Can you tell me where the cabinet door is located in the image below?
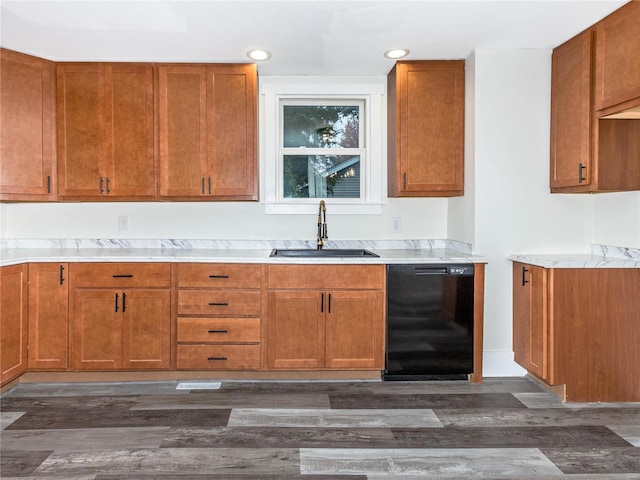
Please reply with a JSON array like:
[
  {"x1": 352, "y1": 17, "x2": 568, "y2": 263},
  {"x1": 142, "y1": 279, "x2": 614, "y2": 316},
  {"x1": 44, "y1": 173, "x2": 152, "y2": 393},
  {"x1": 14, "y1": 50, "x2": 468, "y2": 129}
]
[
  {"x1": 71, "y1": 289, "x2": 122, "y2": 370},
  {"x1": 512, "y1": 263, "x2": 548, "y2": 380},
  {"x1": 0, "y1": 265, "x2": 28, "y2": 384},
  {"x1": 122, "y1": 289, "x2": 170, "y2": 369},
  {"x1": 28, "y1": 263, "x2": 69, "y2": 370},
  {"x1": 267, "y1": 291, "x2": 324, "y2": 369},
  {"x1": 388, "y1": 61, "x2": 464, "y2": 197},
  {"x1": 594, "y1": 1, "x2": 640, "y2": 111},
  {"x1": 157, "y1": 65, "x2": 208, "y2": 197},
  {"x1": 105, "y1": 64, "x2": 155, "y2": 198},
  {"x1": 206, "y1": 65, "x2": 257, "y2": 199},
  {"x1": 325, "y1": 290, "x2": 384, "y2": 369},
  {"x1": 57, "y1": 64, "x2": 105, "y2": 197},
  {"x1": 0, "y1": 49, "x2": 55, "y2": 200},
  {"x1": 550, "y1": 31, "x2": 593, "y2": 191}
]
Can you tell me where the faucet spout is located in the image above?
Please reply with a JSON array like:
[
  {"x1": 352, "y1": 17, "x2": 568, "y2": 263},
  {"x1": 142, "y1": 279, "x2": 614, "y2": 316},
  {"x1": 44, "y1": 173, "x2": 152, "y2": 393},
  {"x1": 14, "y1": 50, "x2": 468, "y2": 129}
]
[{"x1": 317, "y1": 200, "x2": 327, "y2": 250}]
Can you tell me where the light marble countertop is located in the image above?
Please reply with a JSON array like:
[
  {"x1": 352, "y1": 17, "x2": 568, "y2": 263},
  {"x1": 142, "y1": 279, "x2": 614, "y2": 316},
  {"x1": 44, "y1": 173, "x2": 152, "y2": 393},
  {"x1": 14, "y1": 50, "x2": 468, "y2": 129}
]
[
  {"x1": 0, "y1": 239, "x2": 487, "y2": 267},
  {"x1": 508, "y1": 245, "x2": 640, "y2": 269}
]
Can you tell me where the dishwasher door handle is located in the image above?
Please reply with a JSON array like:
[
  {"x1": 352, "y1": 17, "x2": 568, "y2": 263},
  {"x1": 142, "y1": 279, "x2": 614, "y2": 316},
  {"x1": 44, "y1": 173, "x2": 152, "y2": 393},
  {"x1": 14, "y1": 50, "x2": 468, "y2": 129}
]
[{"x1": 414, "y1": 267, "x2": 448, "y2": 275}]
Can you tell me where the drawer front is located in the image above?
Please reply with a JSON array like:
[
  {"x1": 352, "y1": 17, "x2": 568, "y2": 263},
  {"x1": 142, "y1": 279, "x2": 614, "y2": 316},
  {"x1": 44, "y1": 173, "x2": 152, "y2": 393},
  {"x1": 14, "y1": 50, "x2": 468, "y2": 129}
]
[
  {"x1": 268, "y1": 264, "x2": 385, "y2": 290},
  {"x1": 176, "y1": 344, "x2": 261, "y2": 370},
  {"x1": 177, "y1": 318, "x2": 261, "y2": 343},
  {"x1": 72, "y1": 263, "x2": 171, "y2": 288},
  {"x1": 177, "y1": 263, "x2": 261, "y2": 288},
  {"x1": 178, "y1": 290, "x2": 261, "y2": 316}
]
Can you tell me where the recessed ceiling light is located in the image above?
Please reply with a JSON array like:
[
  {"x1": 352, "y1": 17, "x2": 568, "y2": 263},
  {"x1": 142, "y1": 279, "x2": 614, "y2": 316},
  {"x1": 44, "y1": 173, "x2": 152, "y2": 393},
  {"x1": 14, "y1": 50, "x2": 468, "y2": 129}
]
[
  {"x1": 247, "y1": 49, "x2": 271, "y2": 61},
  {"x1": 384, "y1": 49, "x2": 410, "y2": 59}
]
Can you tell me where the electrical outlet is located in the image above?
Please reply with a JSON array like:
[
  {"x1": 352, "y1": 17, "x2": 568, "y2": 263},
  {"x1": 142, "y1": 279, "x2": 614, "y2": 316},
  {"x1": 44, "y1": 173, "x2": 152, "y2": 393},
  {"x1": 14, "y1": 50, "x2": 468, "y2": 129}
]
[
  {"x1": 392, "y1": 217, "x2": 401, "y2": 233},
  {"x1": 118, "y1": 216, "x2": 128, "y2": 231}
]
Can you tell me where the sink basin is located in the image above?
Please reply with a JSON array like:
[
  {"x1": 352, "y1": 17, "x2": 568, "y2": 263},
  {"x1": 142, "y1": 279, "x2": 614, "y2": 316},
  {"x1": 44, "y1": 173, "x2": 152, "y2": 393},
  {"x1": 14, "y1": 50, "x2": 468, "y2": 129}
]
[{"x1": 270, "y1": 248, "x2": 379, "y2": 258}]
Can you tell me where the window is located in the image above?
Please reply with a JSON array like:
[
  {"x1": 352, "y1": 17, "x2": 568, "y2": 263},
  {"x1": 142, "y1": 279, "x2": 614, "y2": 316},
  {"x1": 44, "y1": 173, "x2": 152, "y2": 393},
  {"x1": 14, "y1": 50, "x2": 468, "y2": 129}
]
[
  {"x1": 281, "y1": 100, "x2": 364, "y2": 199},
  {"x1": 261, "y1": 77, "x2": 384, "y2": 214}
]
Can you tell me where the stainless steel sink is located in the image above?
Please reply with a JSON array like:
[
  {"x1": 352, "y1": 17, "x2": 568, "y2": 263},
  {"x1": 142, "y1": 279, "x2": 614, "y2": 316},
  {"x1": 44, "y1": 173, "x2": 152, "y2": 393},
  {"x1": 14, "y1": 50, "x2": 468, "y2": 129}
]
[{"x1": 270, "y1": 248, "x2": 379, "y2": 258}]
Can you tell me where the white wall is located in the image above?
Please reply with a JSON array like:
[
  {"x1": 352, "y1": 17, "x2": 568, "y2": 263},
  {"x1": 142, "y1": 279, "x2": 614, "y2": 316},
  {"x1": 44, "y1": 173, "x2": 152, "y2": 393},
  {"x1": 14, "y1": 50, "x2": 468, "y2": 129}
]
[
  {"x1": 472, "y1": 49, "x2": 593, "y2": 369},
  {"x1": 592, "y1": 192, "x2": 640, "y2": 248}
]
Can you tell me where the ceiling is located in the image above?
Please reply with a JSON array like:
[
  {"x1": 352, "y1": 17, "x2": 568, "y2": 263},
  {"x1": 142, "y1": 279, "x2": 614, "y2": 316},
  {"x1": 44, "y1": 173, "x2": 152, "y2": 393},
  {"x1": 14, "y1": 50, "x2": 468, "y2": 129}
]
[{"x1": 0, "y1": 0, "x2": 629, "y2": 76}]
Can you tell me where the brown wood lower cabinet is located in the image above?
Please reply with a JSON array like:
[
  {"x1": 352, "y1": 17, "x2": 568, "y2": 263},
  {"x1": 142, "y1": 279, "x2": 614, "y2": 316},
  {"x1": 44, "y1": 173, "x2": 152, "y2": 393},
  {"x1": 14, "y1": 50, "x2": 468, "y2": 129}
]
[
  {"x1": 266, "y1": 265, "x2": 385, "y2": 371},
  {"x1": 70, "y1": 263, "x2": 171, "y2": 371},
  {"x1": 28, "y1": 263, "x2": 69, "y2": 370},
  {"x1": 513, "y1": 262, "x2": 640, "y2": 401},
  {"x1": 1, "y1": 265, "x2": 29, "y2": 385}
]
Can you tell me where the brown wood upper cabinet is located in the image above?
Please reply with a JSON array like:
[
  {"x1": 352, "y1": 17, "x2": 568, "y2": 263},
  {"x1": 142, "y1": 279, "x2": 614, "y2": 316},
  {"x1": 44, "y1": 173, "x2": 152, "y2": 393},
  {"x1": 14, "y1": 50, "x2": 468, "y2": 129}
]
[
  {"x1": 594, "y1": 1, "x2": 640, "y2": 112},
  {"x1": 0, "y1": 49, "x2": 56, "y2": 201},
  {"x1": 157, "y1": 63, "x2": 257, "y2": 200},
  {"x1": 550, "y1": 2, "x2": 640, "y2": 193},
  {"x1": 57, "y1": 63, "x2": 155, "y2": 200},
  {"x1": 387, "y1": 60, "x2": 465, "y2": 197}
]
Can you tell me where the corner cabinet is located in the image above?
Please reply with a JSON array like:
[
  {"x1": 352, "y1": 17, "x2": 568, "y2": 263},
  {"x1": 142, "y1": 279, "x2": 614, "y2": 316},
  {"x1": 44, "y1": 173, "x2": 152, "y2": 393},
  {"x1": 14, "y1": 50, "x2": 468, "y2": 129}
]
[
  {"x1": 387, "y1": 60, "x2": 465, "y2": 197},
  {"x1": 266, "y1": 265, "x2": 385, "y2": 370},
  {"x1": 69, "y1": 263, "x2": 171, "y2": 370},
  {"x1": 512, "y1": 262, "x2": 640, "y2": 402},
  {"x1": 550, "y1": 2, "x2": 640, "y2": 193},
  {"x1": 157, "y1": 63, "x2": 257, "y2": 200},
  {"x1": 1, "y1": 265, "x2": 29, "y2": 385},
  {"x1": 0, "y1": 49, "x2": 56, "y2": 201},
  {"x1": 56, "y1": 63, "x2": 155, "y2": 200}
]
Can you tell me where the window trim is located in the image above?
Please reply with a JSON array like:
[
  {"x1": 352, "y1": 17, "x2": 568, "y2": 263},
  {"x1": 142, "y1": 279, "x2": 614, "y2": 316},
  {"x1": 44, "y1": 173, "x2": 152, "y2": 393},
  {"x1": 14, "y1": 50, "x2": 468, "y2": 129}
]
[{"x1": 260, "y1": 77, "x2": 385, "y2": 215}]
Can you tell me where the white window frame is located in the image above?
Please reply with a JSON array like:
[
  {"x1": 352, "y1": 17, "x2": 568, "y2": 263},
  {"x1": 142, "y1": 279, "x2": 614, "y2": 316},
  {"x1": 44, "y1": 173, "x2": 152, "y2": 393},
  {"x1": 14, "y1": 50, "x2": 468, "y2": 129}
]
[{"x1": 260, "y1": 77, "x2": 385, "y2": 215}]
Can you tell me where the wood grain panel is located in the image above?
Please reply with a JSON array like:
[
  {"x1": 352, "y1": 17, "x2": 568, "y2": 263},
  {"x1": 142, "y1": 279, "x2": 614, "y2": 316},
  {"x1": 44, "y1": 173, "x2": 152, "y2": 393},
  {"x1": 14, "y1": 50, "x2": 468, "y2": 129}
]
[
  {"x1": 71, "y1": 263, "x2": 170, "y2": 288},
  {"x1": 178, "y1": 290, "x2": 261, "y2": 316},
  {"x1": 176, "y1": 344, "x2": 260, "y2": 369},
  {"x1": 177, "y1": 318, "x2": 261, "y2": 344},
  {"x1": 177, "y1": 263, "x2": 261, "y2": 288},
  {"x1": 267, "y1": 265, "x2": 384, "y2": 290},
  {"x1": 1, "y1": 265, "x2": 28, "y2": 384},
  {"x1": 28, "y1": 263, "x2": 69, "y2": 370},
  {"x1": 0, "y1": 49, "x2": 56, "y2": 200}
]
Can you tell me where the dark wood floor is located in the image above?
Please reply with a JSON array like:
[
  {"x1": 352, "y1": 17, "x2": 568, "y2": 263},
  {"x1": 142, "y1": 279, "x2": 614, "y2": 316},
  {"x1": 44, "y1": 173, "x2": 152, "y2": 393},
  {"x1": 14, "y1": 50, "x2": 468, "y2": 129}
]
[{"x1": 1, "y1": 377, "x2": 639, "y2": 478}]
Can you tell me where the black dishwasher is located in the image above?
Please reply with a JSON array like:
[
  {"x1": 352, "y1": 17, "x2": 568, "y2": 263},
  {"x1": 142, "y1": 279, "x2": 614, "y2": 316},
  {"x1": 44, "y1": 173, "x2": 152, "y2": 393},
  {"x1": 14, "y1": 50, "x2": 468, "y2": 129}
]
[{"x1": 383, "y1": 264, "x2": 474, "y2": 381}]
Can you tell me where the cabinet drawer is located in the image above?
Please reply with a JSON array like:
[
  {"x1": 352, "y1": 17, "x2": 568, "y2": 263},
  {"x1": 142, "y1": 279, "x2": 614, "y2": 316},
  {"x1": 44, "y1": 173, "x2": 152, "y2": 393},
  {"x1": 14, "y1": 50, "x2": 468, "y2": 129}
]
[
  {"x1": 176, "y1": 344, "x2": 261, "y2": 370},
  {"x1": 72, "y1": 263, "x2": 170, "y2": 288},
  {"x1": 177, "y1": 318, "x2": 260, "y2": 343},
  {"x1": 177, "y1": 263, "x2": 261, "y2": 288},
  {"x1": 268, "y1": 265, "x2": 385, "y2": 290},
  {"x1": 177, "y1": 290, "x2": 261, "y2": 316}
]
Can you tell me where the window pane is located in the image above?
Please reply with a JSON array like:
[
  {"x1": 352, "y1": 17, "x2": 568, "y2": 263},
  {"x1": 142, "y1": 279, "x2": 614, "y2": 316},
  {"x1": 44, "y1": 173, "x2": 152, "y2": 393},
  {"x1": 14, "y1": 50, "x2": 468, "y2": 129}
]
[
  {"x1": 283, "y1": 105, "x2": 360, "y2": 148},
  {"x1": 283, "y1": 155, "x2": 360, "y2": 198}
]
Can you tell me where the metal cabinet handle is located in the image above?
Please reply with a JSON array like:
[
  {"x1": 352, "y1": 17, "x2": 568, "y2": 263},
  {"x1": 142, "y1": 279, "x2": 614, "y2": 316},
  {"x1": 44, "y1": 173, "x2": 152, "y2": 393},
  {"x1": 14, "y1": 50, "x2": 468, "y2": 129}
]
[
  {"x1": 113, "y1": 274, "x2": 133, "y2": 278},
  {"x1": 207, "y1": 356, "x2": 228, "y2": 361},
  {"x1": 328, "y1": 293, "x2": 332, "y2": 313},
  {"x1": 59, "y1": 264, "x2": 65, "y2": 285},
  {"x1": 208, "y1": 177, "x2": 212, "y2": 195},
  {"x1": 321, "y1": 293, "x2": 324, "y2": 313},
  {"x1": 208, "y1": 329, "x2": 228, "y2": 334},
  {"x1": 403, "y1": 172, "x2": 407, "y2": 190},
  {"x1": 122, "y1": 292, "x2": 127, "y2": 312},
  {"x1": 115, "y1": 292, "x2": 119, "y2": 312},
  {"x1": 106, "y1": 177, "x2": 110, "y2": 194},
  {"x1": 522, "y1": 267, "x2": 529, "y2": 286},
  {"x1": 99, "y1": 177, "x2": 104, "y2": 194},
  {"x1": 208, "y1": 275, "x2": 229, "y2": 279},
  {"x1": 47, "y1": 175, "x2": 51, "y2": 193},
  {"x1": 578, "y1": 163, "x2": 586, "y2": 183},
  {"x1": 201, "y1": 177, "x2": 205, "y2": 195},
  {"x1": 208, "y1": 302, "x2": 229, "y2": 306}
]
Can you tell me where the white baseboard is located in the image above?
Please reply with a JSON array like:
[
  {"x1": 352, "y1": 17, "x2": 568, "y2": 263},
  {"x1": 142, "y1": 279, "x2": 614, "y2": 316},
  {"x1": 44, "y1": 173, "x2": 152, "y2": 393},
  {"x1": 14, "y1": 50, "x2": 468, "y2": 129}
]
[{"x1": 482, "y1": 351, "x2": 527, "y2": 377}]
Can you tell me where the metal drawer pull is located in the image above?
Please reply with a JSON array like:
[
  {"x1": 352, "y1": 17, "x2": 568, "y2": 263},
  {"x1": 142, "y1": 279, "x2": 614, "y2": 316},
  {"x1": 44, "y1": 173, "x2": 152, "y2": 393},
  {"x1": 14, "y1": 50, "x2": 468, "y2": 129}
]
[
  {"x1": 208, "y1": 329, "x2": 228, "y2": 334},
  {"x1": 113, "y1": 274, "x2": 133, "y2": 278},
  {"x1": 208, "y1": 302, "x2": 229, "y2": 306},
  {"x1": 208, "y1": 275, "x2": 229, "y2": 279},
  {"x1": 207, "y1": 356, "x2": 228, "y2": 361},
  {"x1": 522, "y1": 267, "x2": 529, "y2": 286}
]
